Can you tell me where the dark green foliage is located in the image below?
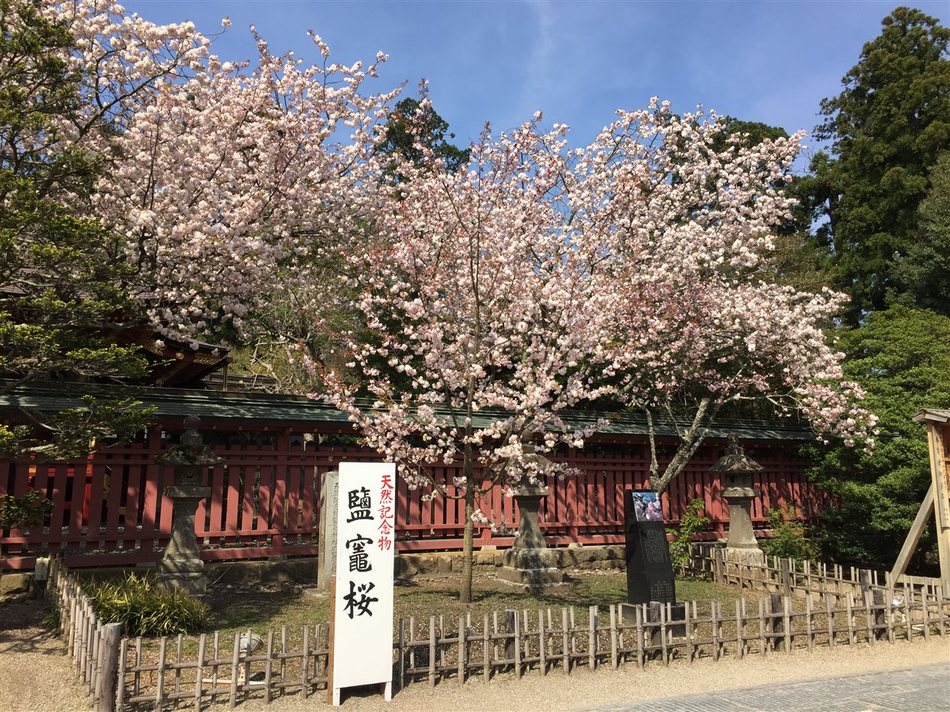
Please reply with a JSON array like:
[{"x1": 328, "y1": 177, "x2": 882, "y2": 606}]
[
  {"x1": 378, "y1": 97, "x2": 470, "y2": 176},
  {"x1": 807, "y1": 7, "x2": 950, "y2": 321},
  {"x1": 666, "y1": 499, "x2": 710, "y2": 572},
  {"x1": 710, "y1": 116, "x2": 790, "y2": 152},
  {"x1": 894, "y1": 151, "x2": 950, "y2": 314},
  {"x1": 0, "y1": 488, "x2": 51, "y2": 528},
  {"x1": 761, "y1": 505, "x2": 819, "y2": 560},
  {"x1": 808, "y1": 306, "x2": 950, "y2": 568},
  {"x1": 88, "y1": 574, "x2": 210, "y2": 637},
  {"x1": 0, "y1": 0, "x2": 154, "y2": 457}
]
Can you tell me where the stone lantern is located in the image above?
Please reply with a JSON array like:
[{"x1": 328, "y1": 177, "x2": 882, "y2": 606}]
[
  {"x1": 710, "y1": 434, "x2": 764, "y2": 565},
  {"x1": 496, "y1": 445, "x2": 564, "y2": 591},
  {"x1": 156, "y1": 416, "x2": 222, "y2": 596}
]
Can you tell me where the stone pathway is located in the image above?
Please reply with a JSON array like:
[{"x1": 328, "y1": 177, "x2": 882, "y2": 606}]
[{"x1": 579, "y1": 663, "x2": 950, "y2": 712}]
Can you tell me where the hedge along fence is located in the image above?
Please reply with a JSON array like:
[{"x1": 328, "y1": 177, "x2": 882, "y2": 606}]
[{"x1": 48, "y1": 558, "x2": 950, "y2": 712}]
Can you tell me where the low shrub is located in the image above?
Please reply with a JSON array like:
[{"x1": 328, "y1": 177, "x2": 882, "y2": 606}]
[
  {"x1": 666, "y1": 499, "x2": 710, "y2": 573},
  {"x1": 88, "y1": 574, "x2": 210, "y2": 636},
  {"x1": 0, "y1": 490, "x2": 52, "y2": 529},
  {"x1": 761, "y1": 504, "x2": 819, "y2": 560}
]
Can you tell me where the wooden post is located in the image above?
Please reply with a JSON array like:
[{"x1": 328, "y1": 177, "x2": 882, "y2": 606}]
[
  {"x1": 825, "y1": 595, "x2": 835, "y2": 648},
  {"x1": 503, "y1": 609, "x2": 516, "y2": 672},
  {"x1": 805, "y1": 595, "x2": 814, "y2": 651},
  {"x1": 428, "y1": 616, "x2": 437, "y2": 686},
  {"x1": 734, "y1": 600, "x2": 742, "y2": 660},
  {"x1": 936, "y1": 588, "x2": 946, "y2": 637},
  {"x1": 155, "y1": 637, "x2": 167, "y2": 709},
  {"x1": 609, "y1": 605, "x2": 618, "y2": 670},
  {"x1": 711, "y1": 602, "x2": 720, "y2": 661},
  {"x1": 587, "y1": 606, "x2": 597, "y2": 671},
  {"x1": 539, "y1": 609, "x2": 547, "y2": 675},
  {"x1": 783, "y1": 596, "x2": 792, "y2": 653},
  {"x1": 457, "y1": 617, "x2": 465, "y2": 684},
  {"x1": 302, "y1": 625, "x2": 311, "y2": 699},
  {"x1": 872, "y1": 589, "x2": 886, "y2": 641},
  {"x1": 264, "y1": 630, "x2": 274, "y2": 704},
  {"x1": 95, "y1": 623, "x2": 122, "y2": 712},
  {"x1": 117, "y1": 639, "x2": 127, "y2": 710},
  {"x1": 846, "y1": 593, "x2": 855, "y2": 645},
  {"x1": 327, "y1": 575, "x2": 336, "y2": 704},
  {"x1": 194, "y1": 634, "x2": 205, "y2": 712},
  {"x1": 659, "y1": 604, "x2": 668, "y2": 667},
  {"x1": 482, "y1": 613, "x2": 490, "y2": 682},
  {"x1": 561, "y1": 608, "x2": 570, "y2": 675},
  {"x1": 634, "y1": 605, "x2": 643, "y2": 669},
  {"x1": 769, "y1": 593, "x2": 783, "y2": 652},
  {"x1": 513, "y1": 611, "x2": 522, "y2": 679},
  {"x1": 228, "y1": 632, "x2": 240, "y2": 709}
]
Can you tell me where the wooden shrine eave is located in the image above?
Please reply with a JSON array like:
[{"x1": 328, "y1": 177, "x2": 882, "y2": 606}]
[
  {"x1": 0, "y1": 380, "x2": 815, "y2": 442},
  {"x1": 914, "y1": 409, "x2": 950, "y2": 424}
]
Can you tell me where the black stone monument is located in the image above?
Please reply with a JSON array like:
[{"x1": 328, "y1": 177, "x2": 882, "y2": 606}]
[
  {"x1": 622, "y1": 489, "x2": 685, "y2": 637},
  {"x1": 624, "y1": 489, "x2": 676, "y2": 604}
]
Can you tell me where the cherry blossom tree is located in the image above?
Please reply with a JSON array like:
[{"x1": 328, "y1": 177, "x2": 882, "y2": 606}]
[
  {"x1": 331, "y1": 113, "x2": 615, "y2": 602},
  {"x1": 585, "y1": 103, "x2": 877, "y2": 492},
  {"x1": 335, "y1": 102, "x2": 876, "y2": 601},
  {"x1": 41, "y1": 0, "x2": 397, "y2": 342}
]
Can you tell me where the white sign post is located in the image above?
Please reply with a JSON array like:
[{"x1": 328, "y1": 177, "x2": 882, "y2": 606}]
[{"x1": 330, "y1": 461, "x2": 396, "y2": 705}]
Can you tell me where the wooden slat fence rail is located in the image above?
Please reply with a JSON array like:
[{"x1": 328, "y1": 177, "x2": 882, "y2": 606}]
[
  {"x1": 113, "y1": 594, "x2": 949, "y2": 709},
  {"x1": 46, "y1": 555, "x2": 950, "y2": 711},
  {"x1": 707, "y1": 549, "x2": 949, "y2": 601},
  {"x1": 2, "y1": 430, "x2": 825, "y2": 570},
  {"x1": 50, "y1": 560, "x2": 123, "y2": 712}
]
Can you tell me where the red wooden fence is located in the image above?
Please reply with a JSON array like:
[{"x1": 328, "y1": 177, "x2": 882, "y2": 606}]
[{"x1": 0, "y1": 426, "x2": 828, "y2": 571}]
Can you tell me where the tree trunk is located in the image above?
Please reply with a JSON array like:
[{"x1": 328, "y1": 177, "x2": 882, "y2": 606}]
[
  {"x1": 651, "y1": 398, "x2": 717, "y2": 495},
  {"x1": 459, "y1": 447, "x2": 476, "y2": 603},
  {"x1": 460, "y1": 478, "x2": 475, "y2": 603}
]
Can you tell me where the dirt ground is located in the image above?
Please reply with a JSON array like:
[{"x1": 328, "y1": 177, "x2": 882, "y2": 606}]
[
  {"x1": 0, "y1": 596, "x2": 90, "y2": 712},
  {"x1": 2, "y1": 593, "x2": 948, "y2": 712}
]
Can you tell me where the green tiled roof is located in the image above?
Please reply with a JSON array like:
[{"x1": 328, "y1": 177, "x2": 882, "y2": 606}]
[{"x1": 0, "y1": 381, "x2": 814, "y2": 441}]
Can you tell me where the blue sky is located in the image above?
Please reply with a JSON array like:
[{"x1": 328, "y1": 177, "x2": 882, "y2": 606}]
[{"x1": 122, "y1": 1, "x2": 949, "y2": 158}]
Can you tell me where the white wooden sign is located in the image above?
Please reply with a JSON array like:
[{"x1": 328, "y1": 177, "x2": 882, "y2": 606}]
[{"x1": 331, "y1": 461, "x2": 396, "y2": 705}]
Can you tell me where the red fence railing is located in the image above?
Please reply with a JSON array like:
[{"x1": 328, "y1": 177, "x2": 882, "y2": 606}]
[{"x1": 0, "y1": 427, "x2": 827, "y2": 570}]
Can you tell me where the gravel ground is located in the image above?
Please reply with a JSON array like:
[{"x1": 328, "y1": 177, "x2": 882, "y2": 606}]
[
  {"x1": 0, "y1": 598, "x2": 89, "y2": 712},
  {"x1": 2, "y1": 596, "x2": 947, "y2": 712}
]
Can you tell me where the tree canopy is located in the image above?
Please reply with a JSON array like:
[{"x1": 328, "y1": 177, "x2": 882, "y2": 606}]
[
  {"x1": 807, "y1": 305, "x2": 950, "y2": 568},
  {"x1": 0, "y1": 0, "x2": 151, "y2": 458},
  {"x1": 807, "y1": 6, "x2": 950, "y2": 322}
]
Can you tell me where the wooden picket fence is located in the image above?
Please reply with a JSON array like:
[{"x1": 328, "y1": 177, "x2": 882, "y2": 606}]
[
  {"x1": 117, "y1": 625, "x2": 331, "y2": 709},
  {"x1": 708, "y1": 548, "x2": 950, "y2": 600},
  {"x1": 48, "y1": 554, "x2": 950, "y2": 711},
  {"x1": 50, "y1": 560, "x2": 123, "y2": 712},
  {"x1": 113, "y1": 592, "x2": 950, "y2": 709}
]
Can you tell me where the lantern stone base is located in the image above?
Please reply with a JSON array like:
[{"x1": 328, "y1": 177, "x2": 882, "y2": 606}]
[
  {"x1": 496, "y1": 548, "x2": 564, "y2": 591},
  {"x1": 724, "y1": 546, "x2": 765, "y2": 566},
  {"x1": 158, "y1": 557, "x2": 208, "y2": 597},
  {"x1": 158, "y1": 484, "x2": 211, "y2": 598}
]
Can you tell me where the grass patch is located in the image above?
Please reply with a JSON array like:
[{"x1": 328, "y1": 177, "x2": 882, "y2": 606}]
[{"x1": 206, "y1": 571, "x2": 748, "y2": 639}]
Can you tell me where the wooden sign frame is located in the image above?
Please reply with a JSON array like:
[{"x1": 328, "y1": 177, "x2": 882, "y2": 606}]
[{"x1": 889, "y1": 410, "x2": 950, "y2": 595}]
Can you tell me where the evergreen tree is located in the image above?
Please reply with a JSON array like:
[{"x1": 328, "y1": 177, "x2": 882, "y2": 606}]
[
  {"x1": 808, "y1": 7, "x2": 950, "y2": 322},
  {"x1": 0, "y1": 0, "x2": 151, "y2": 458},
  {"x1": 378, "y1": 97, "x2": 469, "y2": 177},
  {"x1": 807, "y1": 306, "x2": 950, "y2": 569}
]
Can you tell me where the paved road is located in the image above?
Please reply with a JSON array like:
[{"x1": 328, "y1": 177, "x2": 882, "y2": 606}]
[{"x1": 581, "y1": 663, "x2": 950, "y2": 712}]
